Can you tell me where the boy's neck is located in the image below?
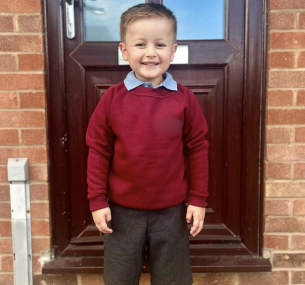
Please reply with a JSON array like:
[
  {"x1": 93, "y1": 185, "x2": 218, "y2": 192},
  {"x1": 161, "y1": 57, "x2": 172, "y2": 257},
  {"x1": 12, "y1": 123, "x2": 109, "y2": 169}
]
[{"x1": 134, "y1": 73, "x2": 165, "y2": 87}]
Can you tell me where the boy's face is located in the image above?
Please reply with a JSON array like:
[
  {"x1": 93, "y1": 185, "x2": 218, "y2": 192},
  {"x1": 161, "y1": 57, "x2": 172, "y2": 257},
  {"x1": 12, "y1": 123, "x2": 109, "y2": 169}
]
[{"x1": 119, "y1": 17, "x2": 178, "y2": 87}]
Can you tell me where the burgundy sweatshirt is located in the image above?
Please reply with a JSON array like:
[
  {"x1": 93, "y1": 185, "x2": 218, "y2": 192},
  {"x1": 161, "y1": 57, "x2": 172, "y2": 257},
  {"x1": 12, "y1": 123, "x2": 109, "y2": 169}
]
[{"x1": 86, "y1": 82, "x2": 209, "y2": 211}]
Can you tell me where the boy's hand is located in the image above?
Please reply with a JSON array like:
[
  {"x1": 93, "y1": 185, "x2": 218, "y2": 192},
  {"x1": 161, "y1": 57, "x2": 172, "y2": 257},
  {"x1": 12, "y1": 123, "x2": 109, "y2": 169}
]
[
  {"x1": 186, "y1": 205, "x2": 206, "y2": 237},
  {"x1": 92, "y1": 207, "x2": 113, "y2": 233}
]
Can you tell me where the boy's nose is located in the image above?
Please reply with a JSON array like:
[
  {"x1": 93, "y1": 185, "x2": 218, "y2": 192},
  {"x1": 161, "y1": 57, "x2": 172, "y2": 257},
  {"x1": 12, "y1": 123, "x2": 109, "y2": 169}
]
[{"x1": 145, "y1": 45, "x2": 156, "y2": 57}]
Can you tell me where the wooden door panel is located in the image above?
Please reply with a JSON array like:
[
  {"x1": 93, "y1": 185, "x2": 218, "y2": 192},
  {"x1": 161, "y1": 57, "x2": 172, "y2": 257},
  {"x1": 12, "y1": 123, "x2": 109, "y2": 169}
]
[
  {"x1": 71, "y1": 40, "x2": 239, "y2": 67},
  {"x1": 67, "y1": 0, "x2": 245, "y2": 250}
]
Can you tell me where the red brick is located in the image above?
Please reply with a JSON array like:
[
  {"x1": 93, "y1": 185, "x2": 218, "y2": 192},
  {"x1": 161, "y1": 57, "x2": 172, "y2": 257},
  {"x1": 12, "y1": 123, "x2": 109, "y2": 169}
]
[
  {"x1": 266, "y1": 182, "x2": 305, "y2": 197},
  {"x1": 20, "y1": 91, "x2": 45, "y2": 108},
  {"x1": 0, "y1": 130, "x2": 19, "y2": 145},
  {"x1": 0, "y1": 74, "x2": 44, "y2": 90},
  {"x1": 193, "y1": 274, "x2": 237, "y2": 285},
  {"x1": 0, "y1": 203, "x2": 11, "y2": 219},
  {"x1": 29, "y1": 164, "x2": 48, "y2": 181},
  {"x1": 265, "y1": 200, "x2": 290, "y2": 216},
  {"x1": 293, "y1": 199, "x2": 305, "y2": 215},
  {"x1": 265, "y1": 163, "x2": 291, "y2": 179},
  {"x1": 292, "y1": 271, "x2": 305, "y2": 284},
  {"x1": 185, "y1": 273, "x2": 236, "y2": 285},
  {"x1": 0, "y1": 0, "x2": 42, "y2": 13},
  {"x1": 291, "y1": 235, "x2": 305, "y2": 249},
  {"x1": 0, "y1": 221, "x2": 11, "y2": 236},
  {"x1": 33, "y1": 275, "x2": 77, "y2": 285},
  {"x1": 0, "y1": 15, "x2": 14, "y2": 32},
  {"x1": 86, "y1": 274, "x2": 154, "y2": 285},
  {"x1": 31, "y1": 220, "x2": 50, "y2": 236},
  {"x1": 79, "y1": 274, "x2": 106, "y2": 285},
  {"x1": 239, "y1": 271, "x2": 288, "y2": 285},
  {"x1": 268, "y1": 51, "x2": 295, "y2": 68},
  {"x1": 32, "y1": 237, "x2": 51, "y2": 253},
  {"x1": 0, "y1": 239, "x2": 12, "y2": 253},
  {"x1": 0, "y1": 166, "x2": 8, "y2": 182},
  {"x1": 0, "y1": 185, "x2": 10, "y2": 201},
  {"x1": 0, "y1": 55, "x2": 16, "y2": 71},
  {"x1": 30, "y1": 184, "x2": 49, "y2": 200},
  {"x1": 266, "y1": 127, "x2": 293, "y2": 143},
  {"x1": 1, "y1": 255, "x2": 13, "y2": 271},
  {"x1": 21, "y1": 129, "x2": 46, "y2": 145},
  {"x1": 264, "y1": 235, "x2": 289, "y2": 250},
  {"x1": 300, "y1": 12, "x2": 305, "y2": 29},
  {"x1": 270, "y1": 32, "x2": 305, "y2": 49},
  {"x1": 267, "y1": 145, "x2": 305, "y2": 161},
  {"x1": 269, "y1": 12, "x2": 297, "y2": 29},
  {"x1": 32, "y1": 255, "x2": 42, "y2": 272},
  {"x1": 269, "y1": 71, "x2": 305, "y2": 88},
  {"x1": 297, "y1": 90, "x2": 305, "y2": 105},
  {"x1": 268, "y1": 109, "x2": 305, "y2": 124},
  {"x1": 18, "y1": 54, "x2": 44, "y2": 71},
  {"x1": 270, "y1": 0, "x2": 305, "y2": 9},
  {"x1": 0, "y1": 35, "x2": 43, "y2": 52},
  {"x1": 298, "y1": 51, "x2": 305, "y2": 67},
  {"x1": 295, "y1": 163, "x2": 305, "y2": 178},
  {"x1": 0, "y1": 274, "x2": 13, "y2": 285},
  {"x1": 0, "y1": 92, "x2": 18, "y2": 108},
  {"x1": 0, "y1": 147, "x2": 47, "y2": 163},
  {"x1": 273, "y1": 253, "x2": 305, "y2": 268},
  {"x1": 265, "y1": 217, "x2": 305, "y2": 232},
  {"x1": 16, "y1": 15, "x2": 43, "y2": 32},
  {"x1": 0, "y1": 111, "x2": 45, "y2": 127},
  {"x1": 31, "y1": 202, "x2": 49, "y2": 218},
  {"x1": 267, "y1": 90, "x2": 293, "y2": 106},
  {"x1": 296, "y1": 127, "x2": 305, "y2": 142}
]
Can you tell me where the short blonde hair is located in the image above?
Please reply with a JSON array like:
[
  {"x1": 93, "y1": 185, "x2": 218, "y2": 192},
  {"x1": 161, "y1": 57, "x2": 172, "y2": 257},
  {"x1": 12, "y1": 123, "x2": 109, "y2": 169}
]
[{"x1": 120, "y1": 3, "x2": 177, "y2": 43}]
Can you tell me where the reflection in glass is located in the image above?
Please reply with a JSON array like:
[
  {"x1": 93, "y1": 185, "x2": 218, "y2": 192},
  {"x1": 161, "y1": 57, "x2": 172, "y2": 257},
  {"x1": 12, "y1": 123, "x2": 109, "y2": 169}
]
[
  {"x1": 83, "y1": 0, "x2": 144, "y2": 42},
  {"x1": 163, "y1": 0, "x2": 226, "y2": 40}
]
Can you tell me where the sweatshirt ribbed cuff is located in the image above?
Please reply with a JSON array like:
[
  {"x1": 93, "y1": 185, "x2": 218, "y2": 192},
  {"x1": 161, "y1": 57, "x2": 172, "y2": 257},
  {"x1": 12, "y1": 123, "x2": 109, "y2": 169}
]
[
  {"x1": 188, "y1": 190, "x2": 208, "y2": 208},
  {"x1": 89, "y1": 194, "x2": 109, "y2": 212}
]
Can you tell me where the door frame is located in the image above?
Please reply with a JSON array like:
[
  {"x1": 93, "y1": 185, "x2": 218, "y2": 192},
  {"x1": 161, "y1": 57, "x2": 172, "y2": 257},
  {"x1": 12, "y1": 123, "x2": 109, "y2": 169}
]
[{"x1": 43, "y1": 0, "x2": 269, "y2": 272}]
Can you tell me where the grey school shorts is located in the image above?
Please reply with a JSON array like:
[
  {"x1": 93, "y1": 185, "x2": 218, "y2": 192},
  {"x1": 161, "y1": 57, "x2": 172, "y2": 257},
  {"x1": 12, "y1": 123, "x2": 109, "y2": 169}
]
[{"x1": 103, "y1": 199, "x2": 193, "y2": 285}]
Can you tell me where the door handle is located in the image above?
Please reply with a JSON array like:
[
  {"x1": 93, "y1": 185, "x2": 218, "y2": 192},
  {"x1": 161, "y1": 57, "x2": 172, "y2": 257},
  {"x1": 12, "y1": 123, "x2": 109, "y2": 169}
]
[{"x1": 66, "y1": 0, "x2": 75, "y2": 39}]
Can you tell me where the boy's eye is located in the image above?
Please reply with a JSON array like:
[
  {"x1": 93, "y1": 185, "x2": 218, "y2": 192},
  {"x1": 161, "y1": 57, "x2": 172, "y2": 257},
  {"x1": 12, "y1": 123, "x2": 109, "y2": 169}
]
[
  {"x1": 135, "y1": 43, "x2": 144, "y2": 47},
  {"x1": 157, "y1": 43, "x2": 166, "y2": 47}
]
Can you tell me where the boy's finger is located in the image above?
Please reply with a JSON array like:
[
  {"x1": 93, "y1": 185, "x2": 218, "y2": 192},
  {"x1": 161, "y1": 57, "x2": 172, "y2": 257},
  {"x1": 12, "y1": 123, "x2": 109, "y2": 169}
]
[
  {"x1": 100, "y1": 222, "x2": 113, "y2": 233},
  {"x1": 193, "y1": 221, "x2": 204, "y2": 237},
  {"x1": 190, "y1": 219, "x2": 200, "y2": 235},
  {"x1": 105, "y1": 211, "x2": 112, "y2": 223},
  {"x1": 186, "y1": 211, "x2": 192, "y2": 223}
]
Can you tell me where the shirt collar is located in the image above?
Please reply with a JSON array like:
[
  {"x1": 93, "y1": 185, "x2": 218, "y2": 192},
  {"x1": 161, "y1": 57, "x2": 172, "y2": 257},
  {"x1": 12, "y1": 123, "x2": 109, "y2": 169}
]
[{"x1": 124, "y1": 71, "x2": 177, "y2": 91}]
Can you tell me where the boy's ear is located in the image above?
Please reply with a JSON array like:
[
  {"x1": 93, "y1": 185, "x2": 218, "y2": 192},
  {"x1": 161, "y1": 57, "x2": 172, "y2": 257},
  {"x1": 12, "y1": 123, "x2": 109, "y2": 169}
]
[
  {"x1": 170, "y1": 43, "x2": 178, "y2": 62},
  {"x1": 119, "y1": 42, "x2": 128, "y2": 61}
]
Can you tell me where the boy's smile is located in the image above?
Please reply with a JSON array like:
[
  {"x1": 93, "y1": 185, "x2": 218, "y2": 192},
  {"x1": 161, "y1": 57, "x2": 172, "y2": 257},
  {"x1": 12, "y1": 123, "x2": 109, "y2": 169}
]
[{"x1": 119, "y1": 17, "x2": 178, "y2": 87}]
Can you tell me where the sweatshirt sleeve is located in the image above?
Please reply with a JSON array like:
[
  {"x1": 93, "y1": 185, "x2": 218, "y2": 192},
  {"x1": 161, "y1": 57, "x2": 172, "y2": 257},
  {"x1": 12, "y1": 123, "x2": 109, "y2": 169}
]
[
  {"x1": 183, "y1": 90, "x2": 209, "y2": 208},
  {"x1": 86, "y1": 89, "x2": 115, "y2": 212}
]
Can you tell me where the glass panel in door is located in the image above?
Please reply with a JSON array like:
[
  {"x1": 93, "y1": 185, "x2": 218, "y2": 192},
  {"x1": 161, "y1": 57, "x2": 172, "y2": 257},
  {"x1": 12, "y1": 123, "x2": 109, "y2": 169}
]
[{"x1": 83, "y1": 0, "x2": 145, "y2": 41}]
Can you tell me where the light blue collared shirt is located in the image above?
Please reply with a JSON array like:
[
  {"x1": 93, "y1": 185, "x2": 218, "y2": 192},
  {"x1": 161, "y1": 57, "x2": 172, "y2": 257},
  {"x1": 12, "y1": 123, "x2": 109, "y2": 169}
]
[{"x1": 124, "y1": 71, "x2": 177, "y2": 91}]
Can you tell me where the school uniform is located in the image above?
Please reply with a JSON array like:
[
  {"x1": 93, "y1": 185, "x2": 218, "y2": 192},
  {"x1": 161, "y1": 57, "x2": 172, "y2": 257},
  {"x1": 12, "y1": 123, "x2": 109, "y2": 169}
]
[{"x1": 86, "y1": 71, "x2": 209, "y2": 285}]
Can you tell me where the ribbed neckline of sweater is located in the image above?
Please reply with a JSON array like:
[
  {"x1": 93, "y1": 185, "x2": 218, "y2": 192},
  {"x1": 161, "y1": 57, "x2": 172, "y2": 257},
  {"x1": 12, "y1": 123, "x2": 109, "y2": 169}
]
[{"x1": 129, "y1": 86, "x2": 175, "y2": 98}]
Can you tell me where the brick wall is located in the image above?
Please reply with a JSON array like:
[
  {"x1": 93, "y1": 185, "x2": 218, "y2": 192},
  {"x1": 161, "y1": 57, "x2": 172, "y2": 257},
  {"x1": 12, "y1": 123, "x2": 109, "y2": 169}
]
[
  {"x1": 0, "y1": 0, "x2": 49, "y2": 284},
  {"x1": 0, "y1": 0, "x2": 305, "y2": 284},
  {"x1": 263, "y1": 0, "x2": 305, "y2": 284}
]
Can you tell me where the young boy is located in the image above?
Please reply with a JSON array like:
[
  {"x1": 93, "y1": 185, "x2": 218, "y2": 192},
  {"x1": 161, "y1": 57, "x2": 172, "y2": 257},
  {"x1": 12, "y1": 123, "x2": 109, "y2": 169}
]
[{"x1": 86, "y1": 3, "x2": 209, "y2": 285}]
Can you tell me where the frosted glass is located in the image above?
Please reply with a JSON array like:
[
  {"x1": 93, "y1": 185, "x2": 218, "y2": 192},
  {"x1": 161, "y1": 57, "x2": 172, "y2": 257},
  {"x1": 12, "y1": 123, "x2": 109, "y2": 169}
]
[
  {"x1": 163, "y1": 0, "x2": 226, "y2": 40},
  {"x1": 83, "y1": 0, "x2": 144, "y2": 42}
]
